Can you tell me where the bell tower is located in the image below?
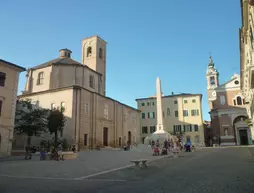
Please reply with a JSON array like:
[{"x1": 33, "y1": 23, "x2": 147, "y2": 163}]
[
  {"x1": 206, "y1": 56, "x2": 219, "y2": 103},
  {"x1": 82, "y1": 36, "x2": 107, "y2": 95}
]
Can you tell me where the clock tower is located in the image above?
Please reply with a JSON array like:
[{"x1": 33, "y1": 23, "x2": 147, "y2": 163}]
[{"x1": 206, "y1": 56, "x2": 219, "y2": 104}]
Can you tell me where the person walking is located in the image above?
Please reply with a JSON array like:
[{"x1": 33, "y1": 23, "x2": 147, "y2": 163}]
[{"x1": 58, "y1": 143, "x2": 64, "y2": 161}]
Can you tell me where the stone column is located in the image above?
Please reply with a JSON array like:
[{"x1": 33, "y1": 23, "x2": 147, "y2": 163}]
[{"x1": 155, "y1": 77, "x2": 164, "y2": 133}]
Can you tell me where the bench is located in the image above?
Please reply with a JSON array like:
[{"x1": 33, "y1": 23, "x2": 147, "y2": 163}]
[{"x1": 130, "y1": 159, "x2": 148, "y2": 168}]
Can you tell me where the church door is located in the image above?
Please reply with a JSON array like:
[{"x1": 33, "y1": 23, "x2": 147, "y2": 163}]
[
  {"x1": 239, "y1": 129, "x2": 248, "y2": 145},
  {"x1": 103, "y1": 127, "x2": 108, "y2": 146},
  {"x1": 128, "y1": 131, "x2": 132, "y2": 144}
]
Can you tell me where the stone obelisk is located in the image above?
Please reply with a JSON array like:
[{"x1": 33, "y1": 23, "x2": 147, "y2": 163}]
[{"x1": 155, "y1": 77, "x2": 164, "y2": 133}]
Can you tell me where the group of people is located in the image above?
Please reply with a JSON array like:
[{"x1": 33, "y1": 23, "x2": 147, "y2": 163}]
[
  {"x1": 149, "y1": 136, "x2": 193, "y2": 156},
  {"x1": 25, "y1": 143, "x2": 77, "y2": 161}
]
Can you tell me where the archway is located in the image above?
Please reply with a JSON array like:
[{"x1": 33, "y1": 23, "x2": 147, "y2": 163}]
[{"x1": 233, "y1": 116, "x2": 250, "y2": 145}]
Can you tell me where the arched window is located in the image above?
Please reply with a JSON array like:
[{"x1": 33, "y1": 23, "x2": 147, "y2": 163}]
[
  {"x1": 87, "y1": 47, "x2": 92, "y2": 57},
  {"x1": 237, "y1": 96, "x2": 242, "y2": 105},
  {"x1": 37, "y1": 72, "x2": 44, "y2": 85},
  {"x1": 99, "y1": 48, "x2": 103, "y2": 59},
  {"x1": 210, "y1": 76, "x2": 215, "y2": 85}
]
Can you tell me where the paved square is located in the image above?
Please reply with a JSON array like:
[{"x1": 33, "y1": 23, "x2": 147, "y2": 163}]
[
  {"x1": 0, "y1": 149, "x2": 169, "y2": 179},
  {"x1": 1, "y1": 147, "x2": 254, "y2": 193}
]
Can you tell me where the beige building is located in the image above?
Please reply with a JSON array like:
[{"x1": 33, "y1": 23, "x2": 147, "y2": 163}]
[
  {"x1": 136, "y1": 93, "x2": 204, "y2": 146},
  {"x1": 206, "y1": 56, "x2": 251, "y2": 146},
  {"x1": 239, "y1": 0, "x2": 254, "y2": 144},
  {"x1": 0, "y1": 59, "x2": 25, "y2": 156},
  {"x1": 16, "y1": 36, "x2": 140, "y2": 150}
]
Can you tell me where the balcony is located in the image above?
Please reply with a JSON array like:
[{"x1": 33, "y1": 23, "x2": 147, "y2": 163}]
[{"x1": 250, "y1": 0, "x2": 254, "y2": 6}]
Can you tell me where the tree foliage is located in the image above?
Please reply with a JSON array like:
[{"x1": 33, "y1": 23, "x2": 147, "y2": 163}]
[
  {"x1": 14, "y1": 99, "x2": 49, "y2": 144},
  {"x1": 47, "y1": 107, "x2": 66, "y2": 147}
]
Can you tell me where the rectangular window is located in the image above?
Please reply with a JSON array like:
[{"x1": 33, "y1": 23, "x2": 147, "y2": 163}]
[
  {"x1": 192, "y1": 99, "x2": 196, "y2": 103},
  {"x1": 175, "y1": 110, "x2": 178, "y2": 117},
  {"x1": 184, "y1": 100, "x2": 188, "y2": 104},
  {"x1": 251, "y1": 71, "x2": 254, "y2": 89},
  {"x1": 84, "y1": 103, "x2": 89, "y2": 114},
  {"x1": 152, "y1": 102, "x2": 155, "y2": 106},
  {"x1": 142, "y1": 126, "x2": 148, "y2": 134},
  {"x1": 194, "y1": 124, "x2": 199, "y2": 131},
  {"x1": 174, "y1": 100, "x2": 177, "y2": 104},
  {"x1": 142, "y1": 113, "x2": 145, "y2": 119},
  {"x1": 84, "y1": 134, "x2": 88, "y2": 146},
  {"x1": 89, "y1": 75, "x2": 94, "y2": 88},
  {"x1": 104, "y1": 104, "x2": 108, "y2": 119},
  {"x1": 167, "y1": 108, "x2": 170, "y2": 116},
  {"x1": 0, "y1": 100, "x2": 2, "y2": 116},
  {"x1": 220, "y1": 95, "x2": 226, "y2": 105},
  {"x1": 191, "y1": 109, "x2": 200, "y2": 116},
  {"x1": 141, "y1": 103, "x2": 145, "y2": 106},
  {"x1": 173, "y1": 125, "x2": 182, "y2": 134},
  {"x1": 148, "y1": 112, "x2": 155, "y2": 119},
  {"x1": 183, "y1": 110, "x2": 188, "y2": 117},
  {"x1": 147, "y1": 102, "x2": 150, "y2": 106},
  {"x1": 185, "y1": 124, "x2": 192, "y2": 132},
  {"x1": 0, "y1": 72, "x2": 6, "y2": 87},
  {"x1": 150, "y1": 126, "x2": 156, "y2": 133}
]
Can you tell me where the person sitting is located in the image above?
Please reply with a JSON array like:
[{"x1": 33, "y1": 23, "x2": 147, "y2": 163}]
[
  {"x1": 153, "y1": 146, "x2": 159, "y2": 156},
  {"x1": 25, "y1": 146, "x2": 32, "y2": 160},
  {"x1": 161, "y1": 146, "x2": 167, "y2": 155}
]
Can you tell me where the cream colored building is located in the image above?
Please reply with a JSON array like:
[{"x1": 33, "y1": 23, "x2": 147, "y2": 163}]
[
  {"x1": 136, "y1": 93, "x2": 204, "y2": 146},
  {"x1": 239, "y1": 0, "x2": 254, "y2": 144},
  {"x1": 0, "y1": 59, "x2": 25, "y2": 156},
  {"x1": 16, "y1": 36, "x2": 140, "y2": 150}
]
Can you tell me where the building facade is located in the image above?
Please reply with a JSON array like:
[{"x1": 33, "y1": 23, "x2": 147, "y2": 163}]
[
  {"x1": 0, "y1": 59, "x2": 25, "y2": 156},
  {"x1": 206, "y1": 56, "x2": 252, "y2": 146},
  {"x1": 203, "y1": 120, "x2": 212, "y2": 146},
  {"x1": 16, "y1": 36, "x2": 140, "y2": 150},
  {"x1": 136, "y1": 93, "x2": 205, "y2": 146},
  {"x1": 239, "y1": 0, "x2": 254, "y2": 144}
]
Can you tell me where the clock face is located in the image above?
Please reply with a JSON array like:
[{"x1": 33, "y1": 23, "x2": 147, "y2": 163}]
[{"x1": 212, "y1": 91, "x2": 216, "y2": 97}]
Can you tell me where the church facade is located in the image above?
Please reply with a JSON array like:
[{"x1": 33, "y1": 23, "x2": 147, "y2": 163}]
[
  {"x1": 15, "y1": 36, "x2": 140, "y2": 150},
  {"x1": 206, "y1": 56, "x2": 252, "y2": 146}
]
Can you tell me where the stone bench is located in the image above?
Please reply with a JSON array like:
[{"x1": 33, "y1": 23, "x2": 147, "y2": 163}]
[{"x1": 130, "y1": 159, "x2": 148, "y2": 168}]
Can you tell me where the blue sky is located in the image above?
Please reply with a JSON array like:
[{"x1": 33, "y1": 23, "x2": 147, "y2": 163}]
[{"x1": 0, "y1": 0, "x2": 241, "y2": 120}]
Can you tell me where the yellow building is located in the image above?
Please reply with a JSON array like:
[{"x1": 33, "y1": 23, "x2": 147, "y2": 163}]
[
  {"x1": 136, "y1": 93, "x2": 204, "y2": 146},
  {"x1": 0, "y1": 59, "x2": 25, "y2": 156},
  {"x1": 16, "y1": 36, "x2": 140, "y2": 150},
  {"x1": 239, "y1": 0, "x2": 254, "y2": 143}
]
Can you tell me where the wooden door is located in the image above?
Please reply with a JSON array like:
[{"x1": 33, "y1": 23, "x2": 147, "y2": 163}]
[{"x1": 103, "y1": 127, "x2": 108, "y2": 146}]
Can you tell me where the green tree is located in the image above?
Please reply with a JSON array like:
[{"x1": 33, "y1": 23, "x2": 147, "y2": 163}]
[
  {"x1": 15, "y1": 99, "x2": 49, "y2": 145},
  {"x1": 47, "y1": 107, "x2": 66, "y2": 148}
]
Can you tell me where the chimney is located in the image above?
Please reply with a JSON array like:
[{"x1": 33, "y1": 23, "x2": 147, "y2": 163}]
[{"x1": 59, "y1": 48, "x2": 72, "y2": 58}]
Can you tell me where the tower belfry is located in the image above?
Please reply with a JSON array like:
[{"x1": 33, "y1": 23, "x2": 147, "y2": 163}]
[{"x1": 81, "y1": 36, "x2": 107, "y2": 95}]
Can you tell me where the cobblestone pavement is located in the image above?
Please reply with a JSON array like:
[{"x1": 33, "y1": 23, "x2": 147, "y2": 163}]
[{"x1": 1, "y1": 147, "x2": 254, "y2": 193}]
